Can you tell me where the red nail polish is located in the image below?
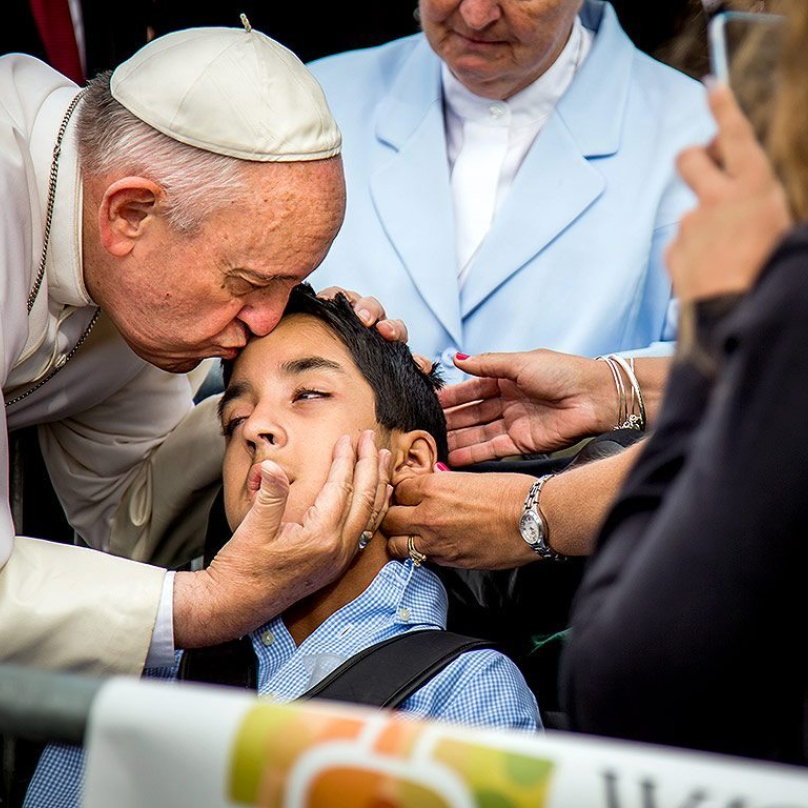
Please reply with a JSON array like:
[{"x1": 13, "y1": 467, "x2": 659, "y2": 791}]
[
  {"x1": 455, "y1": 353, "x2": 469, "y2": 361},
  {"x1": 435, "y1": 462, "x2": 450, "y2": 471}
]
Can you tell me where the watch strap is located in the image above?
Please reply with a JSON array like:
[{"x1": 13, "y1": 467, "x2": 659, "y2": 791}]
[{"x1": 522, "y1": 474, "x2": 566, "y2": 561}]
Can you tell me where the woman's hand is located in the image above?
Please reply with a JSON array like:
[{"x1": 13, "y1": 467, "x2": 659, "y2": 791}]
[
  {"x1": 384, "y1": 470, "x2": 539, "y2": 569},
  {"x1": 667, "y1": 83, "x2": 792, "y2": 303},
  {"x1": 439, "y1": 350, "x2": 620, "y2": 465}
]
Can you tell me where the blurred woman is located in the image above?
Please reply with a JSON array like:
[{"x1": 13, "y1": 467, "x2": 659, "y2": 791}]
[{"x1": 563, "y1": 0, "x2": 808, "y2": 765}]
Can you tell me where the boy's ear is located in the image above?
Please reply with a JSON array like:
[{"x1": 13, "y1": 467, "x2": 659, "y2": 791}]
[{"x1": 390, "y1": 430, "x2": 439, "y2": 485}]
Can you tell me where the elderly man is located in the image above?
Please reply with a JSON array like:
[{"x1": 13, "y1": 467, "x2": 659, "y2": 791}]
[
  {"x1": 0, "y1": 25, "x2": 398, "y2": 676},
  {"x1": 307, "y1": 0, "x2": 713, "y2": 380}
]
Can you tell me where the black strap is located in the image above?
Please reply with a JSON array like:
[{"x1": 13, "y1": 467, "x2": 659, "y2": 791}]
[
  {"x1": 177, "y1": 636, "x2": 257, "y2": 690},
  {"x1": 188, "y1": 493, "x2": 492, "y2": 702},
  {"x1": 299, "y1": 630, "x2": 493, "y2": 709}
]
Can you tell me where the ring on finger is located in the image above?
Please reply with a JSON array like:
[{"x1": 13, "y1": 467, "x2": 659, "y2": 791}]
[
  {"x1": 359, "y1": 530, "x2": 373, "y2": 551},
  {"x1": 408, "y1": 535, "x2": 427, "y2": 567}
]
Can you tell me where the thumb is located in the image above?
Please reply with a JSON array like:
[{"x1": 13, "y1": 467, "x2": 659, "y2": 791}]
[
  {"x1": 454, "y1": 351, "x2": 517, "y2": 382},
  {"x1": 237, "y1": 460, "x2": 289, "y2": 541}
]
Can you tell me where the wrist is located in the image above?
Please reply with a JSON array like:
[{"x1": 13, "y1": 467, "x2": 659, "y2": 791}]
[
  {"x1": 590, "y1": 357, "x2": 624, "y2": 432},
  {"x1": 502, "y1": 475, "x2": 548, "y2": 565},
  {"x1": 517, "y1": 474, "x2": 567, "y2": 561},
  {"x1": 173, "y1": 569, "x2": 265, "y2": 650}
]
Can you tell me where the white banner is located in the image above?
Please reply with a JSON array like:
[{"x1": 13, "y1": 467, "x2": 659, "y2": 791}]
[{"x1": 83, "y1": 678, "x2": 808, "y2": 808}]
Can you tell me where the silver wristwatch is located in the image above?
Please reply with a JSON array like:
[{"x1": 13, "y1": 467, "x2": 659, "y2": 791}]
[{"x1": 518, "y1": 474, "x2": 565, "y2": 561}]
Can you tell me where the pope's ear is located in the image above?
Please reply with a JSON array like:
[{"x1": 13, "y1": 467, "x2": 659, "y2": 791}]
[
  {"x1": 390, "y1": 430, "x2": 439, "y2": 485},
  {"x1": 97, "y1": 177, "x2": 164, "y2": 257}
]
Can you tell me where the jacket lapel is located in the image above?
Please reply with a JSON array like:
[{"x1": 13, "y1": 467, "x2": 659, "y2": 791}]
[
  {"x1": 369, "y1": 40, "x2": 463, "y2": 347},
  {"x1": 460, "y1": 0, "x2": 634, "y2": 318}
]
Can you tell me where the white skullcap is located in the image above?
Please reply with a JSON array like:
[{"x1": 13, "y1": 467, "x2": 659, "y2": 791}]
[{"x1": 110, "y1": 25, "x2": 341, "y2": 162}]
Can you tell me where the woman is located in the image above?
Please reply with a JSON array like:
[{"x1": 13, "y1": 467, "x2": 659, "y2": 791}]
[{"x1": 563, "y1": 0, "x2": 808, "y2": 765}]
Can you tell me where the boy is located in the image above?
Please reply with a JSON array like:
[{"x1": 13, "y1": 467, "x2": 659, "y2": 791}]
[{"x1": 25, "y1": 285, "x2": 539, "y2": 807}]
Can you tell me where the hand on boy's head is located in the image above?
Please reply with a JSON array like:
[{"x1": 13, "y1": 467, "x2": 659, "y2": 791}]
[{"x1": 317, "y1": 286, "x2": 409, "y2": 343}]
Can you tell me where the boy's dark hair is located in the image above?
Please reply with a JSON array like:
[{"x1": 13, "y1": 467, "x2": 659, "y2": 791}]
[{"x1": 223, "y1": 283, "x2": 449, "y2": 462}]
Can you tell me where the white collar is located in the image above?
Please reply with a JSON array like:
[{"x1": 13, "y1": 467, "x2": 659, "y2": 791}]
[
  {"x1": 441, "y1": 15, "x2": 588, "y2": 130},
  {"x1": 31, "y1": 85, "x2": 94, "y2": 310}
]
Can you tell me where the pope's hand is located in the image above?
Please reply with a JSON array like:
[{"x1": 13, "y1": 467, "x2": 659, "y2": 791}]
[
  {"x1": 318, "y1": 286, "x2": 409, "y2": 343},
  {"x1": 173, "y1": 430, "x2": 391, "y2": 648}
]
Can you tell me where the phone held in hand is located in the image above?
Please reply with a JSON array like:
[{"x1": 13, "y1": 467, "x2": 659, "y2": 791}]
[{"x1": 708, "y1": 10, "x2": 786, "y2": 139}]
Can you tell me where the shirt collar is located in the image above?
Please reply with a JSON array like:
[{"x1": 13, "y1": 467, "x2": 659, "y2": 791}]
[
  {"x1": 258, "y1": 559, "x2": 448, "y2": 651},
  {"x1": 40, "y1": 90, "x2": 94, "y2": 308},
  {"x1": 33, "y1": 87, "x2": 94, "y2": 309},
  {"x1": 441, "y1": 15, "x2": 588, "y2": 130},
  {"x1": 251, "y1": 561, "x2": 449, "y2": 699}
]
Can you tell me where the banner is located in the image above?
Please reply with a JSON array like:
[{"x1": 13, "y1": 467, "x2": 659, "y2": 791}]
[{"x1": 83, "y1": 678, "x2": 808, "y2": 808}]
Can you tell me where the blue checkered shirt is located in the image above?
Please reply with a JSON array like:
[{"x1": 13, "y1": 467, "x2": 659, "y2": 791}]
[{"x1": 25, "y1": 560, "x2": 540, "y2": 808}]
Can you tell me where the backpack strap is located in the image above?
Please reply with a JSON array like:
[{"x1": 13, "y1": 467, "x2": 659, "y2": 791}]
[
  {"x1": 299, "y1": 630, "x2": 493, "y2": 709},
  {"x1": 177, "y1": 636, "x2": 257, "y2": 690}
]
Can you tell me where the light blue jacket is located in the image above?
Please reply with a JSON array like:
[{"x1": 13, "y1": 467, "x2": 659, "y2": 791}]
[{"x1": 309, "y1": 1, "x2": 714, "y2": 377}]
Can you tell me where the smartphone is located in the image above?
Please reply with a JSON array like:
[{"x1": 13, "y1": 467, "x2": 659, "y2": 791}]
[{"x1": 708, "y1": 11, "x2": 786, "y2": 138}]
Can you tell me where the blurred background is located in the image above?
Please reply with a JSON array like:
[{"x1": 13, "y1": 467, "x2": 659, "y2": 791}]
[{"x1": 1, "y1": 0, "x2": 703, "y2": 82}]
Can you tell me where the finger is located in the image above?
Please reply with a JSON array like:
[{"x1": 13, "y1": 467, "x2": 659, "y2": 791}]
[
  {"x1": 365, "y1": 449, "x2": 393, "y2": 534},
  {"x1": 235, "y1": 460, "x2": 290, "y2": 542},
  {"x1": 387, "y1": 533, "x2": 412, "y2": 562},
  {"x1": 676, "y1": 145, "x2": 729, "y2": 200},
  {"x1": 318, "y1": 286, "x2": 381, "y2": 327},
  {"x1": 448, "y1": 434, "x2": 519, "y2": 467},
  {"x1": 317, "y1": 286, "x2": 360, "y2": 303},
  {"x1": 453, "y1": 351, "x2": 521, "y2": 382},
  {"x1": 705, "y1": 135, "x2": 722, "y2": 166},
  {"x1": 388, "y1": 475, "x2": 426, "y2": 508},
  {"x1": 352, "y1": 295, "x2": 385, "y2": 327},
  {"x1": 708, "y1": 82, "x2": 765, "y2": 179},
  {"x1": 439, "y1": 376, "x2": 500, "y2": 410},
  {"x1": 375, "y1": 318, "x2": 409, "y2": 344},
  {"x1": 412, "y1": 353, "x2": 434, "y2": 374},
  {"x1": 444, "y1": 396, "x2": 504, "y2": 431},
  {"x1": 303, "y1": 434, "x2": 356, "y2": 531},
  {"x1": 447, "y1": 420, "x2": 507, "y2": 452},
  {"x1": 343, "y1": 430, "x2": 381, "y2": 540},
  {"x1": 383, "y1": 502, "x2": 422, "y2": 539}
]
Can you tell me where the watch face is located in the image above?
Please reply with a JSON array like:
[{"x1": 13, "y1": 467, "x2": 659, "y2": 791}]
[{"x1": 519, "y1": 512, "x2": 540, "y2": 545}]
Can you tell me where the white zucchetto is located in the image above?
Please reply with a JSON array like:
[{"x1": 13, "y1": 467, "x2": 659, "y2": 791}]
[{"x1": 110, "y1": 25, "x2": 341, "y2": 162}]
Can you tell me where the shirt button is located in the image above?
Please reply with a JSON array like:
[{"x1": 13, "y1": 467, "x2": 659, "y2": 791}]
[
  {"x1": 440, "y1": 347, "x2": 458, "y2": 365},
  {"x1": 337, "y1": 624, "x2": 353, "y2": 639},
  {"x1": 488, "y1": 103, "x2": 506, "y2": 120},
  {"x1": 261, "y1": 630, "x2": 274, "y2": 647},
  {"x1": 398, "y1": 608, "x2": 411, "y2": 622}
]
